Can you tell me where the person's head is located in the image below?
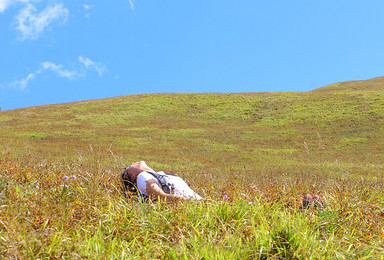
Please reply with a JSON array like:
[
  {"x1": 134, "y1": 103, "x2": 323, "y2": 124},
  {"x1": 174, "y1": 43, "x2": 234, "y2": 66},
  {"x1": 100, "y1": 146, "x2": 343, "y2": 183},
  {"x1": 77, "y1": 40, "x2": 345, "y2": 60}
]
[
  {"x1": 125, "y1": 161, "x2": 152, "y2": 182},
  {"x1": 121, "y1": 167, "x2": 137, "y2": 195},
  {"x1": 121, "y1": 161, "x2": 153, "y2": 195}
]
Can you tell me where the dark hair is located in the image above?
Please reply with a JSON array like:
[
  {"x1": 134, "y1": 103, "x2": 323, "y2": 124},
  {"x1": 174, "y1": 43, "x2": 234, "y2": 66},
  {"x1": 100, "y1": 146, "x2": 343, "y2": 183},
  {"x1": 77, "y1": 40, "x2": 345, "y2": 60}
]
[{"x1": 121, "y1": 167, "x2": 139, "y2": 198}]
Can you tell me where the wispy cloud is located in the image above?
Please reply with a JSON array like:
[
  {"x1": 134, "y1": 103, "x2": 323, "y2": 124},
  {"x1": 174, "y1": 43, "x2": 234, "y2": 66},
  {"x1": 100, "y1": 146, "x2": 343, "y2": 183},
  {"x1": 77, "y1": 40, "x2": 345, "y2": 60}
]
[
  {"x1": 40, "y1": 61, "x2": 78, "y2": 79},
  {"x1": 14, "y1": 2, "x2": 69, "y2": 40},
  {"x1": 0, "y1": 0, "x2": 12, "y2": 12},
  {"x1": 10, "y1": 72, "x2": 36, "y2": 90},
  {"x1": 78, "y1": 56, "x2": 107, "y2": 76},
  {"x1": 128, "y1": 0, "x2": 134, "y2": 10},
  {"x1": 8, "y1": 56, "x2": 108, "y2": 90},
  {"x1": 83, "y1": 3, "x2": 91, "y2": 18},
  {"x1": 10, "y1": 61, "x2": 77, "y2": 90}
]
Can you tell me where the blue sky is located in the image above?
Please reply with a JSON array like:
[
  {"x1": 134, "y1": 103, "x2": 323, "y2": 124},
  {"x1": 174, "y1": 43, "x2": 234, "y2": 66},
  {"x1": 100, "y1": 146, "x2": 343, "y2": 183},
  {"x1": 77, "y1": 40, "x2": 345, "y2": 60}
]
[{"x1": 1, "y1": 1, "x2": 384, "y2": 110}]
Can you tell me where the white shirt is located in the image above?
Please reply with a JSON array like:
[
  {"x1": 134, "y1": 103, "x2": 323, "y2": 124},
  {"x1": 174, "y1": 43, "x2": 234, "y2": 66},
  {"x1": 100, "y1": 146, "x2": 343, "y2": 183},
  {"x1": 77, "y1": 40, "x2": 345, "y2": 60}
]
[{"x1": 136, "y1": 171, "x2": 202, "y2": 200}]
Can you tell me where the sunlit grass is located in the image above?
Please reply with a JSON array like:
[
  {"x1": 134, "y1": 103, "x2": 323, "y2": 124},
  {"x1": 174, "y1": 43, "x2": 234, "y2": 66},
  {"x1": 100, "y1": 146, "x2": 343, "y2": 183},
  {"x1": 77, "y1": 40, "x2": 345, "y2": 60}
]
[{"x1": 0, "y1": 88, "x2": 384, "y2": 258}]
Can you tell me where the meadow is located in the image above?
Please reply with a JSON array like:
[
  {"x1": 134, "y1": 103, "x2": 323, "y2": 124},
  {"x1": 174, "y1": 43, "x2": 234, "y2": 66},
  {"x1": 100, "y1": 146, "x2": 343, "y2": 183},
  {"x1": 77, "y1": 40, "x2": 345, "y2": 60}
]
[{"x1": 0, "y1": 78, "x2": 384, "y2": 259}]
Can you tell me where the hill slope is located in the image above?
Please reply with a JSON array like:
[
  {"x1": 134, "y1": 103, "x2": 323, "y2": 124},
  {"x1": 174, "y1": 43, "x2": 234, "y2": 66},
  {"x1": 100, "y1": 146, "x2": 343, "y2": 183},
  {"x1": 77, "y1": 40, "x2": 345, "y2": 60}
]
[
  {"x1": 1, "y1": 90, "x2": 383, "y2": 175},
  {"x1": 1, "y1": 89, "x2": 384, "y2": 187},
  {"x1": 0, "y1": 82, "x2": 384, "y2": 258},
  {"x1": 313, "y1": 76, "x2": 384, "y2": 92}
]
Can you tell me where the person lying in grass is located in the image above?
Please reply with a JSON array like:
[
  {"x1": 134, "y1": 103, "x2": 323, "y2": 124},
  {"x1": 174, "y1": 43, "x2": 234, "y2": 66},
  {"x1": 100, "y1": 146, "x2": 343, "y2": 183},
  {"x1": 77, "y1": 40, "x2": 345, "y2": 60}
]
[{"x1": 121, "y1": 161, "x2": 202, "y2": 202}]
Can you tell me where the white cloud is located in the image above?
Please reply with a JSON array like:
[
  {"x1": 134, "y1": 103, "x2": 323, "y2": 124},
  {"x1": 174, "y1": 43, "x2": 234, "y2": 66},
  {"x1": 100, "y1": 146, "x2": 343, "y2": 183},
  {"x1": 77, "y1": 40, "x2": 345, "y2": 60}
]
[
  {"x1": 9, "y1": 61, "x2": 76, "y2": 90},
  {"x1": 79, "y1": 56, "x2": 107, "y2": 76},
  {"x1": 8, "y1": 57, "x2": 108, "y2": 90},
  {"x1": 0, "y1": 0, "x2": 12, "y2": 12},
  {"x1": 83, "y1": 3, "x2": 91, "y2": 18},
  {"x1": 14, "y1": 2, "x2": 69, "y2": 40},
  {"x1": 128, "y1": 0, "x2": 134, "y2": 10},
  {"x1": 10, "y1": 72, "x2": 36, "y2": 90},
  {"x1": 0, "y1": 0, "x2": 38, "y2": 13},
  {"x1": 40, "y1": 61, "x2": 78, "y2": 79}
]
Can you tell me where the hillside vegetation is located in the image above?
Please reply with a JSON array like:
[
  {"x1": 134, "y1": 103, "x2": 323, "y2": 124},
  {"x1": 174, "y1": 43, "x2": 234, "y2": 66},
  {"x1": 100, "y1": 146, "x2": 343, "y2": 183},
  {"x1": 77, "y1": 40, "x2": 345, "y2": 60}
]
[
  {"x1": 313, "y1": 76, "x2": 384, "y2": 92},
  {"x1": 0, "y1": 78, "x2": 384, "y2": 258}
]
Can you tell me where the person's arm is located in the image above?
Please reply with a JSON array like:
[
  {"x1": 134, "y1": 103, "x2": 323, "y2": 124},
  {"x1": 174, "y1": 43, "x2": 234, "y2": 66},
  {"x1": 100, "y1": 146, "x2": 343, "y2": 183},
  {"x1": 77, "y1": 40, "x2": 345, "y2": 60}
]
[{"x1": 146, "y1": 179, "x2": 187, "y2": 202}]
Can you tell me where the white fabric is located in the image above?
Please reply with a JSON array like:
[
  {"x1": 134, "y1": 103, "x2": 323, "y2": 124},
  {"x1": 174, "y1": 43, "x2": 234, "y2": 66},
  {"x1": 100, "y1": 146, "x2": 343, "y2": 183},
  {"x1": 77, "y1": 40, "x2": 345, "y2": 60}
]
[{"x1": 136, "y1": 171, "x2": 202, "y2": 200}]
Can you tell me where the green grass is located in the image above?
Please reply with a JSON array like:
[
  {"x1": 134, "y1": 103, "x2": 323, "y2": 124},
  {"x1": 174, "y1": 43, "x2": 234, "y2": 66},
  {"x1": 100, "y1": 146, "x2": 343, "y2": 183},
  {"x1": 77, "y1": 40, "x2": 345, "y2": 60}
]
[{"x1": 0, "y1": 78, "x2": 384, "y2": 258}]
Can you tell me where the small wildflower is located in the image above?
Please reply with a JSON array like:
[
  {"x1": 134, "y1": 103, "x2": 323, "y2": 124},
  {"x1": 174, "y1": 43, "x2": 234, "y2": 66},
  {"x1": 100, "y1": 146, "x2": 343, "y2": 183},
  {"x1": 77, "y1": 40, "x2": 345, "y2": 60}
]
[
  {"x1": 241, "y1": 193, "x2": 246, "y2": 197},
  {"x1": 60, "y1": 184, "x2": 69, "y2": 188},
  {"x1": 223, "y1": 194, "x2": 229, "y2": 201},
  {"x1": 248, "y1": 202, "x2": 253, "y2": 205},
  {"x1": 108, "y1": 189, "x2": 113, "y2": 193},
  {"x1": 71, "y1": 175, "x2": 77, "y2": 180},
  {"x1": 63, "y1": 176, "x2": 69, "y2": 180}
]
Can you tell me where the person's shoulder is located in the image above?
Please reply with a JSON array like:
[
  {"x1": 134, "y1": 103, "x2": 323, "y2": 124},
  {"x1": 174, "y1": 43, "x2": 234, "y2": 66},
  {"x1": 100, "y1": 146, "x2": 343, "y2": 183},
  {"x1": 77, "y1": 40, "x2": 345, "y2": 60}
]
[{"x1": 138, "y1": 171, "x2": 158, "y2": 182}]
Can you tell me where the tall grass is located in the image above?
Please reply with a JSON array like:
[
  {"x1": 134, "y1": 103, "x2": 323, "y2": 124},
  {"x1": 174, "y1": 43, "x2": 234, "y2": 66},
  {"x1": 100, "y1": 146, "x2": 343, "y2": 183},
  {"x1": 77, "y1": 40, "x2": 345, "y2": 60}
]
[{"x1": 1, "y1": 89, "x2": 384, "y2": 258}]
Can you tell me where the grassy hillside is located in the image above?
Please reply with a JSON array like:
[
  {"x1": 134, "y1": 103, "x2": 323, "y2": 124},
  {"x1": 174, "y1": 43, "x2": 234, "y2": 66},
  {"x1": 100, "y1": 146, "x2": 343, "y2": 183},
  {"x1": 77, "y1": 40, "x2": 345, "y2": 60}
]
[
  {"x1": 0, "y1": 82, "x2": 384, "y2": 258},
  {"x1": 313, "y1": 76, "x2": 384, "y2": 92}
]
